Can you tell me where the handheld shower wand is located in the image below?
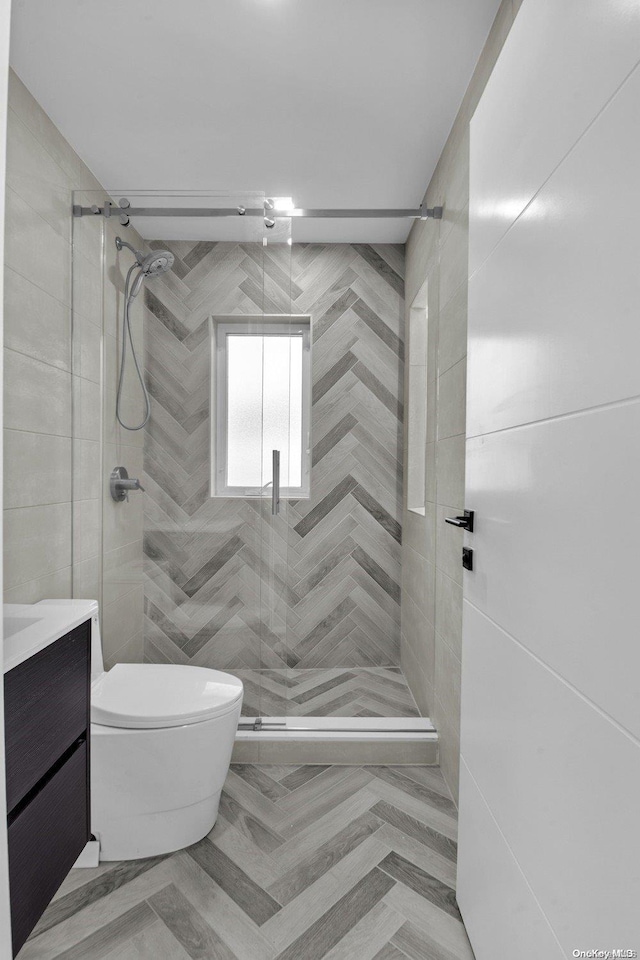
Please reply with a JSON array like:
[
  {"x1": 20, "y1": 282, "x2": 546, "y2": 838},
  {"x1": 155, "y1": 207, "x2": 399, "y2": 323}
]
[{"x1": 115, "y1": 237, "x2": 174, "y2": 430}]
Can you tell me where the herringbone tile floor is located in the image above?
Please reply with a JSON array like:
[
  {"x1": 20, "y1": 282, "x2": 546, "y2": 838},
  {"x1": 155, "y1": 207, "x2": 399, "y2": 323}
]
[
  {"x1": 236, "y1": 667, "x2": 421, "y2": 717},
  {"x1": 21, "y1": 765, "x2": 474, "y2": 960}
]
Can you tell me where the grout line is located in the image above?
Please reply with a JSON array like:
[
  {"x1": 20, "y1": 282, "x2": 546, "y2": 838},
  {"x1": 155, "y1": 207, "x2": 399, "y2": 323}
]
[
  {"x1": 467, "y1": 390, "x2": 640, "y2": 442},
  {"x1": 4, "y1": 344, "x2": 72, "y2": 379},
  {"x1": 468, "y1": 56, "x2": 640, "y2": 282},
  {"x1": 458, "y1": 758, "x2": 568, "y2": 956},
  {"x1": 3, "y1": 501, "x2": 72, "y2": 513},
  {"x1": 5, "y1": 559, "x2": 72, "y2": 592},
  {"x1": 464, "y1": 600, "x2": 640, "y2": 750},
  {"x1": 438, "y1": 351, "x2": 468, "y2": 380},
  {"x1": 435, "y1": 629, "x2": 462, "y2": 665}
]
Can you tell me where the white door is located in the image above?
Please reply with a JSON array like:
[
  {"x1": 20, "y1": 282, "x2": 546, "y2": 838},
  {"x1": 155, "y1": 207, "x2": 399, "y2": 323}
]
[{"x1": 457, "y1": 1, "x2": 640, "y2": 956}]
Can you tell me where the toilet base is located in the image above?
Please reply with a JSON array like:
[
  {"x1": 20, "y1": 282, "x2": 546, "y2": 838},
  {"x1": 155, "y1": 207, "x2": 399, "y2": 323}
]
[
  {"x1": 91, "y1": 701, "x2": 241, "y2": 862},
  {"x1": 96, "y1": 790, "x2": 221, "y2": 862}
]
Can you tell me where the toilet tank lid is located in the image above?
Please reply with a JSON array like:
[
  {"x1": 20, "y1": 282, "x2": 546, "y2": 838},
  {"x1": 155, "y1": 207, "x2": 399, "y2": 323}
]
[{"x1": 91, "y1": 663, "x2": 243, "y2": 729}]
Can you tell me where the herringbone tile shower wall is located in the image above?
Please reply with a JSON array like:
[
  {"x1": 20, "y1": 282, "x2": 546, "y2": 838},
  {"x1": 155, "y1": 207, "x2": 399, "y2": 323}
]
[{"x1": 142, "y1": 241, "x2": 405, "y2": 675}]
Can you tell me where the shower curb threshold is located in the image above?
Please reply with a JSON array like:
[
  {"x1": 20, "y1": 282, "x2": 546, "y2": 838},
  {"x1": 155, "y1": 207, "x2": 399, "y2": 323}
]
[
  {"x1": 232, "y1": 717, "x2": 439, "y2": 765},
  {"x1": 236, "y1": 716, "x2": 436, "y2": 739}
]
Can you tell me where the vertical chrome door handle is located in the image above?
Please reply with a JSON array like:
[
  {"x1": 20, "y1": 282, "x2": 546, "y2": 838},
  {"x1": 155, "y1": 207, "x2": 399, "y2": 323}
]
[{"x1": 272, "y1": 450, "x2": 280, "y2": 515}]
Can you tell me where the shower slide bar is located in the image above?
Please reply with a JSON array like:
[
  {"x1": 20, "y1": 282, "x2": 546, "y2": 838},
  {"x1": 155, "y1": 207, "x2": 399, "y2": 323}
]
[{"x1": 72, "y1": 200, "x2": 444, "y2": 222}]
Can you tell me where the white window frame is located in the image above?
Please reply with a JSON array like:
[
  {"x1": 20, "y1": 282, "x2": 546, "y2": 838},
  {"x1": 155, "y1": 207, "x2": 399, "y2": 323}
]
[{"x1": 210, "y1": 315, "x2": 312, "y2": 499}]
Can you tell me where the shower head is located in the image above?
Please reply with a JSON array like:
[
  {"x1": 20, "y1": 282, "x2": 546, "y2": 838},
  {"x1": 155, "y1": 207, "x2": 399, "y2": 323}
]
[
  {"x1": 116, "y1": 237, "x2": 174, "y2": 298},
  {"x1": 139, "y1": 250, "x2": 174, "y2": 278}
]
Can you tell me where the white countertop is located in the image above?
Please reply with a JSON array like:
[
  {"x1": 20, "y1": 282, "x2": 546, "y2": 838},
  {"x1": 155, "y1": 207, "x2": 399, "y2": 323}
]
[{"x1": 3, "y1": 599, "x2": 98, "y2": 673}]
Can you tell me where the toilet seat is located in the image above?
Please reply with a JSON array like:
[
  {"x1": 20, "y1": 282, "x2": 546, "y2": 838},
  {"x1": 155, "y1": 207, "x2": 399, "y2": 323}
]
[{"x1": 91, "y1": 663, "x2": 243, "y2": 729}]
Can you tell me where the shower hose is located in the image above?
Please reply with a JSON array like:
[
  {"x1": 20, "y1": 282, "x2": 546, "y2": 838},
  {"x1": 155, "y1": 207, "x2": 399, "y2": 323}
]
[{"x1": 116, "y1": 263, "x2": 150, "y2": 431}]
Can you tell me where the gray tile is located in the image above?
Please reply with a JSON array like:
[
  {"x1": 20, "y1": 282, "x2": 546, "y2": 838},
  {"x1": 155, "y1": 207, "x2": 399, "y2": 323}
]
[
  {"x1": 4, "y1": 502, "x2": 72, "y2": 589},
  {"x1": 294, "y1": 477, "x2": 358, "y2": 539},
  {"x1": 351, "y1": 299, "x2": 403, "y2": 360},
  {"x1": 353, "y1": 245, "x2": 404, "y2": 297},
  {"x1": 313, "y1": 288, "x2": 359, "y2": 341},
  {"x1": 352, "y1": 484, "x2": 402, "y2": 544},
  {"x1": 275, "y1": 867, "x2": 396, "y2": 960},
  {"x1": 392, "y1": 919, "x2": 468, "y2": 960},
  {"x1": 371, "y1": 801, "x2": 457, "y2": 863},
  {"x1": 145, "y1": 288, "x2": 191, "y2": 341},
  {"x1": 365, "y1": 767, "x2": 457, "y2": 818},
  {"x1": 140, "y1": 242, "x2": 405, "y2": 672},
  {"x1": 231, "y1": 765, "x2": 290, "y2": 801},
  {"x1": 187, "y1": 839, "x2": 282, "y2": 926},
  {"x1": 29, "y1": 762, "x2": 475, "y2": 960},
  {"x1": 269, "y1": 811, "x2": 382, "y2": 905},
  {"x1": 181, "y1": 536, "x2": 244, "y2": 598},
  {"x1": 48, "y1": 902, "x2": 158, "y2": 960},
  {"x1": 279, "y1": 765, "x2": 331, "y2": 791},
  {"x1": 4, "y1": 266, "x2": 71, "y2": 372},
  {"x1": 435, "y1": 436, "x2": 465, "y2": 512},
  {"x1": 353, "y1": 362, "x2": 403, "y2": 420},
  {"x1": 218, "y1": 792, "x2": 286, "y2": 854},
  {"x1": 148, "y1": 883, "x2": 238, "y2": 960},
  {"x1": 353, "y1": 546, "x2": 401, "y2": 604},
  {"x1": 4, "y1": 349, "x2": 71, "y2": 437},
  {"x1": 3, "y1": 430, "x2": 71, "y2": 508},
  {"x1": 437, "y1": 360, "x2": 466, "y2": 441},
  {"x1": 378, "y1": 851, "x2": 460, "y2": 920},
  {"x1": 31, "y1": 855, "x2": 170, "y2": 937},
  {"x1": 293, "y1": 537, "x2": 356, "y2": 599},
  {"x1": 313, "y1": 414, "x2": 357, "y2": 466},
  {"x1": 372, "y1": 945, "x2": 408, "y2": 960},
  {"x1": 312, "y1": 351, "x2": 358, "y2": 403},
  {"x1": 183, "y1": 240, "x2": 218, "y2": 271}
]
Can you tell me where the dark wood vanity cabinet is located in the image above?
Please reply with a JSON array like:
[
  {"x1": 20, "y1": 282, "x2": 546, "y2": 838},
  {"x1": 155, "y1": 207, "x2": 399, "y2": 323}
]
[{"x1": 4, "y1": 620, "x2": 91, "y2": 956}]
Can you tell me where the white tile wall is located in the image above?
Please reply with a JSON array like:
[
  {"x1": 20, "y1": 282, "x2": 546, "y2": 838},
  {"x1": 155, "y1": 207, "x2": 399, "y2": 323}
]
[
  {"x1": 457, "y1": 762, "x2": 565, "y2": 960},
  {"x1": 468, "y1": 62, "x2": 640, "y2": 438},
  {"x1": 4, "y1": 72, "x2": 93, "y2": 601},
  {"x1": 469, "y1": 0, "x2": 640, "y2": 274},
  {"x1": 460, "y1": 606, "x2": 640, "y2": 948},
  {"x1": 465, "y1": 400, "x2": 640, "y2": 740},
  {"x1": 3, "y1": 70, "x2": 146, "y2": 663}
]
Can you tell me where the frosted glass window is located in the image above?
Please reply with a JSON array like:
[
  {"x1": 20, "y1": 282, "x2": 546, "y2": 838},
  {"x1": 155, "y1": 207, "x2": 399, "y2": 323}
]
[
  {"x1": 213, "y1": 319, "x2": 310, "y2": 498},
  {"x1": 226, "y1": 335, "x2": 265, "y2": 487}
]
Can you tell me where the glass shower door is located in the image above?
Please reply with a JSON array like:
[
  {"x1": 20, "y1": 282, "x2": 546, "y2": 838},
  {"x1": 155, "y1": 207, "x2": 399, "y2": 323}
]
[
  {"x1": 213, "y1": 210, "x2": 299, "y2": 724},
  {"x1": 254, "y1": 216, "x2": 296, "y2": 723},
  {"x1": 72, "y1": 190, "x2": 297, "y2": 722}
]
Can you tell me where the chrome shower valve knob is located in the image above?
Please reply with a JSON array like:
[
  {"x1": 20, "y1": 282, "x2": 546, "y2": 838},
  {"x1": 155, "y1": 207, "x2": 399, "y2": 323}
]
[{"x1": 110, "y1": 466, "x2": 145, "y2": 502}]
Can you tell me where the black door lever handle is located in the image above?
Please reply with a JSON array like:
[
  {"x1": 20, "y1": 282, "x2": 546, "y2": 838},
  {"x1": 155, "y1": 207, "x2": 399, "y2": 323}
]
[{"x1": 445, "y1": 510, "x2": 474, "y2": 532}]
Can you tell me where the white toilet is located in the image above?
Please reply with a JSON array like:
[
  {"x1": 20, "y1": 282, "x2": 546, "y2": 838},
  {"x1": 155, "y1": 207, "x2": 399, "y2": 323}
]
[{"x1": 40, "y1": 600, "x2": 243, "y2": 862}]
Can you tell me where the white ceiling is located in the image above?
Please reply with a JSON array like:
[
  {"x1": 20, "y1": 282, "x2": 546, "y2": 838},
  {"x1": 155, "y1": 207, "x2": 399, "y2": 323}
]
[{"x1": 10, "y1": 0, "x2": 500, "y2": 242}]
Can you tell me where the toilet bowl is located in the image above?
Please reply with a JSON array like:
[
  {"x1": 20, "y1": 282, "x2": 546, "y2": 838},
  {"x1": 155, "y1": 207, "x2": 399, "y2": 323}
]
[
  {"x1": 38, "y1": 600, "x2": 243, "y2": 862},
  {"x1": 91, "y1": 662, "x2": 243, "y2": 861}
]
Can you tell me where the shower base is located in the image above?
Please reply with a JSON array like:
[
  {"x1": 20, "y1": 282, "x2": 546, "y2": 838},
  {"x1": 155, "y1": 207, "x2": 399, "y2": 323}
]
[
  {"x1": 235, "y1": 666, "x2": 422, "y2": 718},
  {"x1": 231, "y1": 667, "x2": 436, "y2": 765}
]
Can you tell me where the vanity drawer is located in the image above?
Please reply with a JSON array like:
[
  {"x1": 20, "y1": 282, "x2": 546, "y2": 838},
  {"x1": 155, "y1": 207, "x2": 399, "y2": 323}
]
[
  {"x1": 4, "y1": 620, "x2": 90, "y2": 813},
  {"x1": 8, "y1": 740, "x2": 89, "y2": 956}
]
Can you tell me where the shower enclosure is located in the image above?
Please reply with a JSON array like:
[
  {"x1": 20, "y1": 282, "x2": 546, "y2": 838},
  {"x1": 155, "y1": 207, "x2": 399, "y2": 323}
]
[{"x1": 71, "y1": 189, "x2": 433, "y2": 749}]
